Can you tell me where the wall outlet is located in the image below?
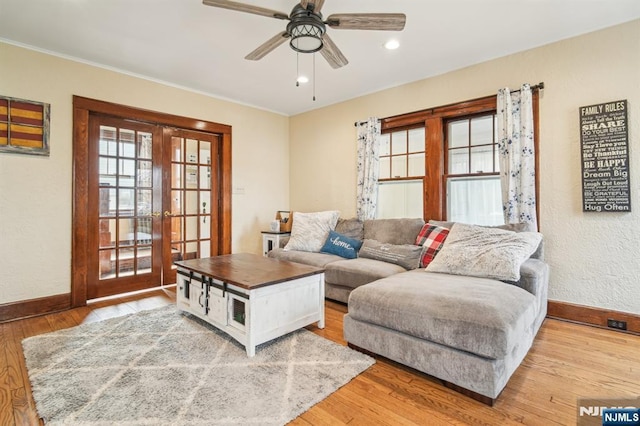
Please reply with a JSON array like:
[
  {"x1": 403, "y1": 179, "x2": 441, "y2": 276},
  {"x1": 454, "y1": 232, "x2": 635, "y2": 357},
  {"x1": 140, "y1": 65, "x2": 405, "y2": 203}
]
[{"x1": 607, "y1": 319, "x2": 628, "y2": 330}]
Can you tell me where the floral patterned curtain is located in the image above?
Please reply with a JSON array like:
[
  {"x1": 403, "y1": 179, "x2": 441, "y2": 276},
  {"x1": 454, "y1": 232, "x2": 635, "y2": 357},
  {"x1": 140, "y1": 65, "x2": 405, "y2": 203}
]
[
  {"x1": 497, "y1": 84, "x2": 537, "y2": 228},
  {"x1": 356, "y1": 117, "x2": 381, "y2": 221}
]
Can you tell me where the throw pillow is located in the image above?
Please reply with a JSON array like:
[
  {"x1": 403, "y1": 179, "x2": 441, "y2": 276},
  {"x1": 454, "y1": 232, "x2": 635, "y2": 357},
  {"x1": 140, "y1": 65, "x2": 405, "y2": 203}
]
[
  {"x1": 415, "y1": 224, "x2": 450, "y2": 268},
  {"x1": 358, "y1": 239, "x2": 423, "y2": 270},
  {"x1": 428, "y1": 219, "x2": 543, "y2": 260},
  {"x1": 320, "y1": 230, "x2": 363, "y2": 259},
  {"x1": 283, "y1": 210, "x2": 340, "y2": 253},
  {"x1": 426, "y1": 223, "x2": 542, "y2": 282},
  {"x1": 335, "y1": 218, "x2": 364, "y2": 241}
]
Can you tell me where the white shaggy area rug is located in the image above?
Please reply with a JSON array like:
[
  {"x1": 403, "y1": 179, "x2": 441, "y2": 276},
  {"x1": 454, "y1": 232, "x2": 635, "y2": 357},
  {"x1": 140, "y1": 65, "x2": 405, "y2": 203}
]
[{"x1": 22, "y1": 305, "x2": 374, "y2": 425}]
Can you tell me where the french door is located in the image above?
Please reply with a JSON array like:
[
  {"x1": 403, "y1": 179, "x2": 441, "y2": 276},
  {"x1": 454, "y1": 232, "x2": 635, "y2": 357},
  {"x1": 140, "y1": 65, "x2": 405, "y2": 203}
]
[
  {"x1": 87, "y1": 116, "x2": 220, "y2": 300},
  {"x1": 163, "y1": 129, "x2": 220, "y2": 284}
]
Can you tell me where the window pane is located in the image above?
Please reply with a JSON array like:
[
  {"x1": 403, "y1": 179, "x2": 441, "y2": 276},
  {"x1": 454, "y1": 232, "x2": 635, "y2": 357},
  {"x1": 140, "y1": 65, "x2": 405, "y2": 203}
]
[
  {"x1": 136, "y1": 218, "x2": 153, "y2": 244},
  {"x1": 119, "y1": 218, "x2": 135, "y2": 246},
  {"x1": 408, "y1": 128, "x2": 424, "y2": 152},
  {"x1": 171, "y1": 190, "x2": 182, "y2": 215},
  {"x1": 379, "y1": 157, "x2": 391, "y2": 179},
  {"x1": 377, "y1": 180, "x2": 423, "y2": 219},
  {"x1": 470, "y1": 145, "x2": 494, "y2": 173},
  {"x1": 185, "y1": 190, "x2": 198, "y2": 215},
  {"x1": 172, "y1": 164, "x2": 182, "y2": 189},
  {"x1": 200, "y1": 141, "x2": 211, "y2": 165},
  {"x1": 379, "y1": 133, "x2": 391, "y2": 156},
  {"x1": 137, "y1": 189, "x2": 152, "y2": 216},
  {"x1": 137, "y1": 132, "x2": 152, "y2": 159},
  {"x1": 391, "y1": 156, "x2": 407, "y2": 178},
  {"x1": 137, "y1": 160, "x2": 152, "y2": 188},
  {"x1": 199, "y1": 166, "x2": 211, "y2": 189},
  {"x1": 185, "y1": 165, "x2": 198, "y2": 189},
  {"x1": 119, "y1": 129, "x2": 136, "y2": 158},
  {"x1": 118, "y1": 188, "x2": 135, "y2": 214},
  {"x1": 391, "y1": 131, "x2": 407, "y2": 154},
  {"x1": 408, "y1": 153, "x2": 425, "y2": 176},
  {"x1": 186, "y1": 139, "x2": 198, "y2": 163},
  {"x1": 448, "y1": 120, "x2": 469, "y2": 148},
  {"x1": 99, "y1": 126, "x2": 117, "y2": 155},
  {"x1": 447, "y1": 176, "x2": 503, "y2": 226},
  {"x1": 470, "y1": 116, "x2": 493, "y2": 146},
  {"x1": 171, "y1": 137, "x2": 182, "y2": 162},
  {"x1": 448, "y1": 148, "x2": 468, "y2": 174},
  {"x1": 186, "y1": 217, "x2": 198, "y2": 241}
]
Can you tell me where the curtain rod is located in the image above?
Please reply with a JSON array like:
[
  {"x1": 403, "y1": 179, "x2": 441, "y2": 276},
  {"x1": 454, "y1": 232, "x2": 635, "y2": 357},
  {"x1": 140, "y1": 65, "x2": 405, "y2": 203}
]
[
  {"x1": 353, "y1": 82, "x2": 545, "y2": 127},
  {"x1": 511, "y1": 82, "x2": 545, "y2": 93}
]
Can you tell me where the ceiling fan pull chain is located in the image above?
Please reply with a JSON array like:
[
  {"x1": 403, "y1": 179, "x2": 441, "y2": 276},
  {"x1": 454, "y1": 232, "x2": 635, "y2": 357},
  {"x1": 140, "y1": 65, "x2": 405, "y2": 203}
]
[
  {"x1": 313, "y1": 52, "x2": 316, "y2": 101},
  {"x1": 296, "y1": 52, "x2": 300, "y2": 87}
]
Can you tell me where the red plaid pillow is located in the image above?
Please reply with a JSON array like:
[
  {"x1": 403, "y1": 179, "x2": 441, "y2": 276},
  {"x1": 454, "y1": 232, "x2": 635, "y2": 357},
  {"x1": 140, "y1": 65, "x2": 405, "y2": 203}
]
[{"x1": 415, "y1": 224, "x2": 450, "y2": 268}]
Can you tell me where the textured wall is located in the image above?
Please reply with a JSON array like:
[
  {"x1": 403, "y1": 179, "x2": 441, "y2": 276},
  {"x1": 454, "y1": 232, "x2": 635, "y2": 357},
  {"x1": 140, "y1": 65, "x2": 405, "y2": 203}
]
[
  {"x1": 0, "y1": 42, "x2": 290, "y2": 304},
  {"x1": 290, "y1": 20, "x2": 640, "y2": 314}
]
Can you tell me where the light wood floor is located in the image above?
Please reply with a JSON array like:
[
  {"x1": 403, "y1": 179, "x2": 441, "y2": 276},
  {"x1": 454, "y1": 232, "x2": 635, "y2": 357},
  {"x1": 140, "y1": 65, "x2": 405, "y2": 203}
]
[{"x1": 1, "y1": 288, "x2": 639, "y2": 425}]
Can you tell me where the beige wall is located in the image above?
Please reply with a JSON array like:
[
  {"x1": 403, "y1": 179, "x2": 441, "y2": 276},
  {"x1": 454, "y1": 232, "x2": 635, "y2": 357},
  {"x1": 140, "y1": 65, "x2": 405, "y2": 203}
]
[
  {"x1": 0, "y1": 42, "x2": 289, "y2": 304},
  {"x1": 290, "y1": 20, "x2": 640, "y2": 315}
]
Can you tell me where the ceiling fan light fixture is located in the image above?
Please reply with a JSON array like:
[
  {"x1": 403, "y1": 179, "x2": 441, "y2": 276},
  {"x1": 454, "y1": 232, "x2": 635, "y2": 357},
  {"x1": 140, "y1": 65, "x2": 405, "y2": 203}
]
[
  {"x1": 289, "y1": 22, "x2": 324, "y2": 53},
  {"x1": 384, "y1": 39, "x2": 400, "y2": 50}
]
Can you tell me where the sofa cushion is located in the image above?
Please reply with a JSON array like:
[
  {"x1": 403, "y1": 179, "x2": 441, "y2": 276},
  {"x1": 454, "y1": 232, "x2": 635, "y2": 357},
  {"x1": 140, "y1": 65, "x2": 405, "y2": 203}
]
[
  {"x1": 325, "y1": 258, "x2": 407, "y2": 289},
  {"x1": 358, "y1": 239, "x2": 423, "y2": 270},
  {"x1": 426, "y1": 223, "x2": 542, "y2": 282},
  {"x1": 320, "y1": 230, "x2": 363, "y2": 259},
  {"x1": 364, "y1": 218, "x2": 425, "y2": 245},
  {"x1": 347, "y1": 270, "x2": 537, "y2": 359},
  {"x1": 268, "y1": 248, "x2": 342, "y2": 268},
  {"x1": 284, "y1": 210, "x2": 340, "y2": 252},
  {"x1": 415, "y1": 224, "x2": 450, "y2": 267}
]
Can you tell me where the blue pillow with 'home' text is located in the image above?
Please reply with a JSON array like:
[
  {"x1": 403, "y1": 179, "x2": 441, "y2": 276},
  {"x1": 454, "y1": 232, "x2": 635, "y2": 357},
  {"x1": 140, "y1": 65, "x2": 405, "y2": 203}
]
[{"x1": 320, "y1": 230, "x2": 363, "y2": 259}]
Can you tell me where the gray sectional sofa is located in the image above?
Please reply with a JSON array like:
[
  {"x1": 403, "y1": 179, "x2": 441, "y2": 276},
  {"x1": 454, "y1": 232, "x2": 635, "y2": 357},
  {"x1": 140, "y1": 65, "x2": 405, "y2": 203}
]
[{"x1": 268, "y1": 217, "x2": 549, "y2": 404}]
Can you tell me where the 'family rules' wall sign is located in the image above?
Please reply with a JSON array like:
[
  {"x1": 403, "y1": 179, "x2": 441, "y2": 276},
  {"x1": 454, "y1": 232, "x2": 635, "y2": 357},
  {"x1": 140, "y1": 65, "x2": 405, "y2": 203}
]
[{"x1": 580, "y1": 99, "x2": 630, "y2": 212}]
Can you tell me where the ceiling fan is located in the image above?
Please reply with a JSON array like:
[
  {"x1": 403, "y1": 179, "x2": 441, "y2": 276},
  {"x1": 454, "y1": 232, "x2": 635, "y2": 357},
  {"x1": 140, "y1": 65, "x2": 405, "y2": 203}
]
[{"x1": 202, "y1": 0, "x2": 406, "y2": 69}]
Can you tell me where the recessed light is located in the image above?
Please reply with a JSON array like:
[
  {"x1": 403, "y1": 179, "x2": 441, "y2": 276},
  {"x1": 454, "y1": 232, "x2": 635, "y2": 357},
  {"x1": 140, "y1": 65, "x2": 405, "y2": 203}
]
[
  {"x1": 384, "y1": 39, "x2": 400, "y2": 50},
  {"x1": 297, "y1": 76, "x2": 309, "y2": 84}
]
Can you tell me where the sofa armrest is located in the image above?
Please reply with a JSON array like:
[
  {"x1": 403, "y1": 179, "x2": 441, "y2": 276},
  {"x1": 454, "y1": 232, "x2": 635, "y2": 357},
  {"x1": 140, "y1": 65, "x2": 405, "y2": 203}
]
[
  {"x1": 279, "y1": 235, "x2": 290, "y2": 248},
  {"x1": 513, "y1": 258, "x2": 549, "y2": 320},
  {"x1": 514, "y1": 259, "x2": 548, "y2": 296}
]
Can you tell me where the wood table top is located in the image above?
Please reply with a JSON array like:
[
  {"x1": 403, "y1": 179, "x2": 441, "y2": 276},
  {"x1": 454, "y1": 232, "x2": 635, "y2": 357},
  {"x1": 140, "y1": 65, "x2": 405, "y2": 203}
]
[{"x1": 174, "y1": 253, "x2": 324, "y2": 290}]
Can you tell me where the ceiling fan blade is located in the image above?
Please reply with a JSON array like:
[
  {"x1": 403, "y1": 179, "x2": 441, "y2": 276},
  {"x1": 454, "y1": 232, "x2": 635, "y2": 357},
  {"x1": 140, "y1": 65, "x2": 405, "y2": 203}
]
[
  {"x1": 245, "y1": 31, "x2": 290, "y2": 61},
  {"x1": 326, "y1": 13, "x2": 406, "y2": 31},
  {"x1": 300, "y1": 0, "x2": 325, "y2": 13},
  {"x1": 202, "y1": 0, "x2": 288, "y2": 20},
  {"x1": 320, "y1": 33, "x2": 348, "y2": 69}
]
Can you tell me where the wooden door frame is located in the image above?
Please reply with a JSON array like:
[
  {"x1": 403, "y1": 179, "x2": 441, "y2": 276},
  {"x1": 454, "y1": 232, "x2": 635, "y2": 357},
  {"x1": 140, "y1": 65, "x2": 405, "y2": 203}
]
[{"x1": 72, "y1": 96, "x2": 232, "y2": 307}]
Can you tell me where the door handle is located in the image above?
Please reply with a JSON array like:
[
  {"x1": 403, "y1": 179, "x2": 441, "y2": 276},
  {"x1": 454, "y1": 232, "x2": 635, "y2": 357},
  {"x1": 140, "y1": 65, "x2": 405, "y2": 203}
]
[
  {"x1": 151, "y1": 211, "x2": 161, "y2": 217},
  {"x1": 164, "y1": 211, "x2": 172, "y2": 217}
]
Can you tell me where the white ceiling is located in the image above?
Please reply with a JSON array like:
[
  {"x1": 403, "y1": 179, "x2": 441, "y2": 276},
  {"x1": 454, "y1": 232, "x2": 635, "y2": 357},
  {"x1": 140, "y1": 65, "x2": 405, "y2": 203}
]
[{"x1": 1, "y1": 0, "x2": 639, "y2": 116}]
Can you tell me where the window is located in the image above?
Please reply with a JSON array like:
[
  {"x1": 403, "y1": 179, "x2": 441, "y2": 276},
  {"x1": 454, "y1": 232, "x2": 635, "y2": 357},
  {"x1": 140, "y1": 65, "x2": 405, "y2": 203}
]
[
  {"x1": 377, "y1": 127, "x2": 425, "y2": 218},
  {"x1": 446, "y1": 114, "x2": 503, "y2": 226},
  {"x1": 376, "y1": 93, "x2": 539, "y2": 224}
]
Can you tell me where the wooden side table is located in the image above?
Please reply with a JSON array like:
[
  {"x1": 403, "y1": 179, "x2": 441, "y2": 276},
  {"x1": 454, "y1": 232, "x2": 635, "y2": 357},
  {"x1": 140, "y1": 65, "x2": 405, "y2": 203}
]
[{"x1": 261, "y1": 231, "x2": 290, "y2": 256}]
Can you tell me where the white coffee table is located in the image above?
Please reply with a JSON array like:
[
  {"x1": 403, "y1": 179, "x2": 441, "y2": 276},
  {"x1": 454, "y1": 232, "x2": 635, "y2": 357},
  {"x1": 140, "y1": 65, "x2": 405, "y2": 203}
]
[{"x1": 175, "y1": 253, "x2": 325, "y2": 356}]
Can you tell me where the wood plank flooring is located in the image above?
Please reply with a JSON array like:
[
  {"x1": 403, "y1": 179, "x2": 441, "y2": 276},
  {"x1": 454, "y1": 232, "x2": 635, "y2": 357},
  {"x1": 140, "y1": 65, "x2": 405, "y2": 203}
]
[{"x1": 1, "y1": 288, "x2": 639, "y2": 425}]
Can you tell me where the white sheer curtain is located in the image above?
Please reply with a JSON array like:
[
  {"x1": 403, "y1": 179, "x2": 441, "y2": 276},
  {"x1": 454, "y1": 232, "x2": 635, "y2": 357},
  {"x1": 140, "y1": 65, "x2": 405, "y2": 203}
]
[
  {"x1": 497, "y1": 84, "x2": 537, "y2": 228},
  {"x1": 356, "y1": 117, "x2": 381, "y2": 221}
]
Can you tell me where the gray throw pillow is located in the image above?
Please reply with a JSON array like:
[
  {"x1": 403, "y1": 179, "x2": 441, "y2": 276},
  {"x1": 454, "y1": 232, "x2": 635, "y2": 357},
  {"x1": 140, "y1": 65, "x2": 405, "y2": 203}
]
[
  {"x1": 358, "y1": 239, "x2": 423, "y2": 270},
  {"x1": 426, "y1": 223, "x2": 542, "y2": 282}
]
